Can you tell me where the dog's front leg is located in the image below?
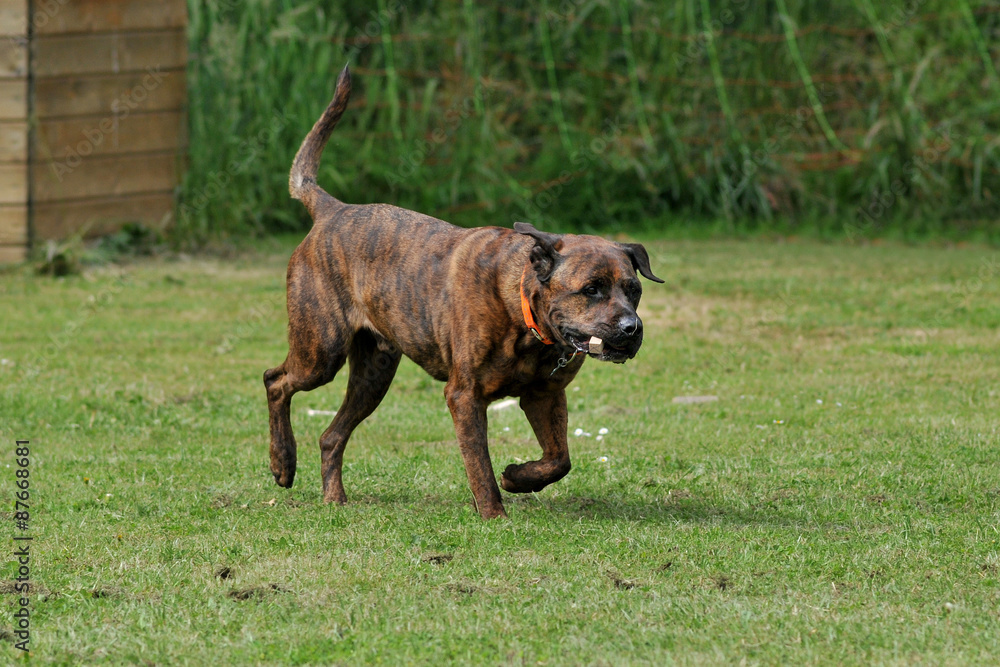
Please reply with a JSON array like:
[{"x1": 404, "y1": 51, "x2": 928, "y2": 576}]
[
  {"x1": 445, "y1": 380, "x2": 507, "y2": 519},
  {"x1": 500, "y1": 389, "x2": 571, "y2": 494}
]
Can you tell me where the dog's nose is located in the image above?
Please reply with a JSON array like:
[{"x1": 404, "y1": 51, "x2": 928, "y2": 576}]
[{"x1": 618, "y1": 314, "x2": 641, "y2": 337}]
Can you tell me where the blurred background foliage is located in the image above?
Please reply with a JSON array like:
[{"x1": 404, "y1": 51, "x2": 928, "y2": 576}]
[{"x1": 180, "y1": 0, "x2": 1000, "y2": 241}]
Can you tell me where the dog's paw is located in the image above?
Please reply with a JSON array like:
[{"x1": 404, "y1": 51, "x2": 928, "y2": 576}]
[
  {"x1": 322, "y1": 488, "x2": 347, "y2": 505},
  {"x1": 500, "y1": 464, "x2": 542, "y2": 494},
  {"x1": 271, "y1": 466, "x2": 295, "y2": 489}
]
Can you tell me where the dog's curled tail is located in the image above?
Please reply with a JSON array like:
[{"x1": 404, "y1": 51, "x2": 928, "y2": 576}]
[{"x1": 289, "y1": 64, "x2": 351, "y2": 213}]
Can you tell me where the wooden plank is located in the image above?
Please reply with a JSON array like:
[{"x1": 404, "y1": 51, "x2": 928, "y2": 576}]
[
  {"x1": 0, "y1": 36, "x2": 27, "y2": 77},
  {"x1": 0, "y1": 79, "x2": 27, "y2": 119},
  {"x1": 33, "y1": 69, "x2": 185, "y2": 117},
  {"x1": 0, "y1": 205, "x2": 27, "y2": 244},
  {"x1": 32, "y1": 192, "x2": 174, "y2": 240},
  {"x1": 0, "y1": 162, "x2": 27, "y2": 203},
  {"x1": 35, "y1": 0, "x2": 187, "y2": 35},
  {"x1": 34, "y1": 110, "x2": 186, "y2": 159},
  {"x1": 0, "y1": 245, "x2": 27, "y2": 263},
  {"x1": 0, "y1": 120, "x2": 27, "y2": 160},
  {"x1": 32, "y1": 29, "x2": 186, "y2": 77},
  {"x1": 32, "y1": 151, "x2": 179, "y2": 202},
  {"x1": 0, "y1": 1, "x2": 27, "y2": 36}
]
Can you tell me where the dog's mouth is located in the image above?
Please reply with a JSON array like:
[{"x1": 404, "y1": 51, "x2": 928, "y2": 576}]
[{"x1": 563, "y1": 330, "x2": 634, "y2": 364}]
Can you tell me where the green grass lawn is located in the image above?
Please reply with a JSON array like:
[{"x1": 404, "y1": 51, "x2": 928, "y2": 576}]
[{"x1": 1, "y1": 236, "x2": 999, "y2": 665}]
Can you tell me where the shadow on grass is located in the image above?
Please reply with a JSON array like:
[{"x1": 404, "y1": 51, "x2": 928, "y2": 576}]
[
  {"x1": 513, "y1": 494, "x2": 819, "y2": 530},
  {"x1": 271, "y1": 483, "x2": 831, "y2": 532}
]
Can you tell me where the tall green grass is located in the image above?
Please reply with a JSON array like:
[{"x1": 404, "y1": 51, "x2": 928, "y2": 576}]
[{"x1": 180, "y1": 0, "x2": 1000, "y2": 242}]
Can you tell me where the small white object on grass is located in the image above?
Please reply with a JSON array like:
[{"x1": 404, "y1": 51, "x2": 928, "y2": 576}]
[
  {"x1": 574, "y1": 428, "x2": 584, "y2": 436},
  {"x1": 596, "y1": 435, "x2": 603, "y2": 441},
  {"x1": 598, "y1": 427, "x2": 609, "y2": 435},
  {"x1": 490, "y1": 398, "x2": 518, "y2": 412},
  {"x1": 503, "y1": 426, "x2": 510, "y2": 432},
  {"x1": 588, "y1": 336, "x2": 604, "y2": 355},
  {"x1": 816, "y1": 399, "x2": 823, "y2": 404},
  {"x1": 598, "y1": 456, "x2": 608, "y2": 463},
  {"x1": 306, "y1": 408, "x2": 337, "y2": 417}
]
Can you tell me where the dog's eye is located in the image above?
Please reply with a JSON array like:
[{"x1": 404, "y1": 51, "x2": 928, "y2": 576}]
[
  {"x1": 623, "y1": 280, "x2": 641, "y2": 302},
  {"x1": 582, "y1": 285, "x2": 601, "y2": 298}
]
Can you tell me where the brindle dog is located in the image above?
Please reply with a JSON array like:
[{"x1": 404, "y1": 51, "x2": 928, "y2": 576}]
[{"x1": 265, "y1": 66, "x2": 664, "y2": 519}]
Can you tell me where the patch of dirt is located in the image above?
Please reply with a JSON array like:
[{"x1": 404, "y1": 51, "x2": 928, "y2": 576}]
[
  {"x1": 445, "y1": 582, "x2": 476, "y2": 595},
  {"x1": 422, "y1": 553, "x2": 453, "y2": 565},
  {"x1": 713, "y1": 575, "x2": 732, "y2": 591},
  {"x1": 0, "y1": 629, "x2": 15, "y2": 641},
  {"x1": 866, "y1": 494, "x2": 887, "y2": 504},
  {"x1": 0, "y1": 581, "x2": 51, "y2": 596},
  {"x1": 171, "y1": 392, "x2": 199, "y2": 405},
  {"x1": 90, "y1": 586, "x2": 124, "y2": 599},
  {"x1": 608, "y1": 572, "x2": 638, "y2": 590},
  {"x1": 765, "y1": 489, "x2": 796, "y2": 503},
  {"x1": 665, "y1": 489, "x2": 693, "y2": 503},
  {"x1": 215, "y1": 567, "x2": 232, "y2": 580},
  {"x1": 228, "y1": 583, "x2": 289, "y2": 601},
  {"x1": 211, "y1": 494, "x2": 233, "y2": 509},
  {"x1": 657, "y1": 562, "x2": 673, "y2": 572}
]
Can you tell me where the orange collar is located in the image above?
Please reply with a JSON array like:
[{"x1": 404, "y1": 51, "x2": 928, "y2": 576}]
[{"x1": 520, "y1": 274, "x2": 554, "y2": 345}]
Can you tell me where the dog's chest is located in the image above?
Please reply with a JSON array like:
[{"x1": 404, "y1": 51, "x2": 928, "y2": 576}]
[{"x1": 480, "y1": 349, "x2": 583, "y2": 400}]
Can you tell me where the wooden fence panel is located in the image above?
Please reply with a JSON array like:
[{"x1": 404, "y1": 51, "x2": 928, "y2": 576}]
[{"x1": 0, "y1": 0, "x2": 188, "y2": 261}]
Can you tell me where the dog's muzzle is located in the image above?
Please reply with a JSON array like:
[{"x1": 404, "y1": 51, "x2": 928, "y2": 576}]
[{"x1": 563, "y1": 315, "x2": 643, "y2": 363}]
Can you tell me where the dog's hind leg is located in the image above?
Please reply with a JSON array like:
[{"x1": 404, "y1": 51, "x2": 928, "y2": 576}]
[
  {"x1": 320, "y1": 330, "x2": 401, "y2": 504},
  {"x1": 500, "y1": 389, "x2": 571, "y2": 494},
  {"x1": 265, "y1": 345, "x2": 347, "y2": 489}
]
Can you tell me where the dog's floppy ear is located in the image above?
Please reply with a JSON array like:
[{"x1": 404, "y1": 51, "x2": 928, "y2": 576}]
[
  {"x1": 514, "y1": 222, "x2": 562, "y2": 283},
  {"x1": 618, "y1": 242, "x2": 665, "y2": 283}
]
